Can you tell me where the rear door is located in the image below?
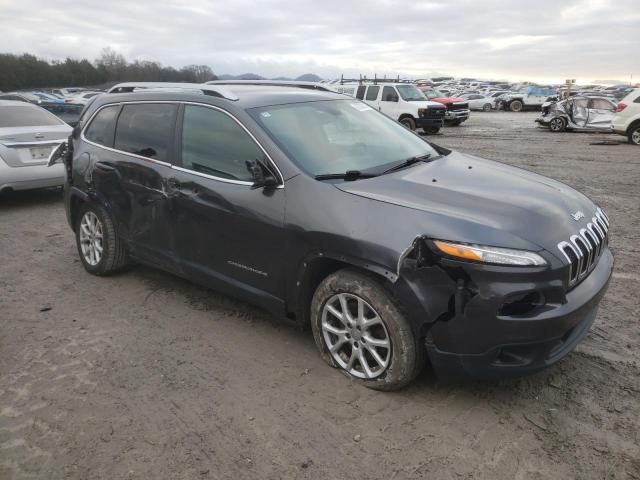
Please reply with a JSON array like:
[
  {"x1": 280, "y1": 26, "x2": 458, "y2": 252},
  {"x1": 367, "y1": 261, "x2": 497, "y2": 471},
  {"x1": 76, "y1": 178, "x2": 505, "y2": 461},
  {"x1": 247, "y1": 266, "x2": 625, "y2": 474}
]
[
  {"x1": 586, "y1": 98, "x2": 616, "y2": 129},
  {"x1": 88, "y1": 102, "x2": 179, "y2": 268},
  {"x1": 168, "y1": 103, "x2": 286, "y2": 310}
]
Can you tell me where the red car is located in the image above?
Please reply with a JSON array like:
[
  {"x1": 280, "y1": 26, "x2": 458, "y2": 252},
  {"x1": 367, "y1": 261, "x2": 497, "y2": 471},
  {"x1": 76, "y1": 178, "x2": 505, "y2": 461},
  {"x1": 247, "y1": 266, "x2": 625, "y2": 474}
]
[{"x1": 418, "y1": 86, "x2": 470, "y2": 126}]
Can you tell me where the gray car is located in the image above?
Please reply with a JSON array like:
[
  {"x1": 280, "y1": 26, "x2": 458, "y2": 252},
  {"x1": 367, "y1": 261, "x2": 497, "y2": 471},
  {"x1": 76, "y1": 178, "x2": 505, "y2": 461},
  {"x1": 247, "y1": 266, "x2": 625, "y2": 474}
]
[{"x1": 0, "y1": 100, "x2": 71, "y2": 192}]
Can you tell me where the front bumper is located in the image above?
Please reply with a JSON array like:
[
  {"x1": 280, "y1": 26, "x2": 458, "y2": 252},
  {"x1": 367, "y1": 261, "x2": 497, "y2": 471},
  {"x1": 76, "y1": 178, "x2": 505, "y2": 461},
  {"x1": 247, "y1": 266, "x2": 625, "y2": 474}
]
[
  {"x1": 425, "y1": 248, "x2": 613, "y2": 380},
  {"x1": 416, "y1": 117, "x2": 445, "y2": 128}
]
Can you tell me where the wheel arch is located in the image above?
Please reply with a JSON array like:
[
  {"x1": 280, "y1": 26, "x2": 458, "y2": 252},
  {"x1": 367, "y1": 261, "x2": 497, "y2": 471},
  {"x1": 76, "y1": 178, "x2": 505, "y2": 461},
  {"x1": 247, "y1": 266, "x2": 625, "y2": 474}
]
[
  {"x1": 398, "y1": 113, "x2": 416, "y2": 122},
  {"x1": 291, "y1": 253, "x2": 397, "y2": 329},
  {"x1": 627, "y1": 118, "x2": 640, "y2": 135}
]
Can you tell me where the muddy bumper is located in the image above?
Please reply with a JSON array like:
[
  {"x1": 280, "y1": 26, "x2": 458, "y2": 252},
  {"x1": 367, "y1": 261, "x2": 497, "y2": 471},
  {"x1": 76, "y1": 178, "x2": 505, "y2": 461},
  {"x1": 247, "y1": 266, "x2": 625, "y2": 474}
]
[{"x1": 424, "y1": 249, "x2": 613, "y2": 380}]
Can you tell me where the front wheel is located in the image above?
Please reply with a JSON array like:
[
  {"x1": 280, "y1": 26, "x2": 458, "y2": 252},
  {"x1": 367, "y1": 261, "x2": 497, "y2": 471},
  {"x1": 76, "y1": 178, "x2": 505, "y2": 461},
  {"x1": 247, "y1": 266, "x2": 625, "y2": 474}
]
[
  {"x1": 310, "y1": 269, "x2": 425, "y2": 390},
  {"x1": 549, "y1": 117, "x2": 567, "y2": 132},
  {"x1": 482, "y1": 103, "x2": 492, "y2": 112},
  {"x1": 75, "y1": 203, "x2": 128, "y2": 275},
  {"x1": 422, "y1": 126, "x2": 440, "y2": 134},
  {"x1": 629, "y1": 125, "x2": 640, "y2": 145},
  {"x1": 400, "y1": 117, "x2": 416, "y2": 130}
]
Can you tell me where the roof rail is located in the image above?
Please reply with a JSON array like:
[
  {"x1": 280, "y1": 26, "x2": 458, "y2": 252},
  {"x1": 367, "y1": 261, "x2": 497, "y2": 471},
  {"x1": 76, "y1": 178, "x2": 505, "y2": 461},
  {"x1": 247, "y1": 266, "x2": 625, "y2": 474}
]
[
  {"x1": 106, "y1": 82, "x2": 239, "y2": 101},
  {"x1": 206, "y1": 80, "x2": 332, "y2": 92}
]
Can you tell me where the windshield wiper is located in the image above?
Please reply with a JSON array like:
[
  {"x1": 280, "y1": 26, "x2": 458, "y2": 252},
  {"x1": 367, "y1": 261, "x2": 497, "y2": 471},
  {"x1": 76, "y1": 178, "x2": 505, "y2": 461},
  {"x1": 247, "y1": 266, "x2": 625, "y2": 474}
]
[
  {"x1": 381, "y1": 153, "x2": 433, "y2": 174},
  {"x1": 314, "y1": 170, "x2": 378, "y2": 181}
]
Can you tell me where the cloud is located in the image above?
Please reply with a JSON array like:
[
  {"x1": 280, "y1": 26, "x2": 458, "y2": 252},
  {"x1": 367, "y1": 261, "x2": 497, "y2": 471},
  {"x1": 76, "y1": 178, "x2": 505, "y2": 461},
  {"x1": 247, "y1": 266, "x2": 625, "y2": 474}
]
[{"x1": 0, "y1": 0, "x2": 638, "y2": 83}]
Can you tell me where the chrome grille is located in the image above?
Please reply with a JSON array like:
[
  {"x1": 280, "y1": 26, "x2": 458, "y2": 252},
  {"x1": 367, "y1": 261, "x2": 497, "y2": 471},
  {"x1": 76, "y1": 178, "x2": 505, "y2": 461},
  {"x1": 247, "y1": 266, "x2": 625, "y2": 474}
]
[{"x1": 557, "y1": 208, "x2": 609, "y2": 287}]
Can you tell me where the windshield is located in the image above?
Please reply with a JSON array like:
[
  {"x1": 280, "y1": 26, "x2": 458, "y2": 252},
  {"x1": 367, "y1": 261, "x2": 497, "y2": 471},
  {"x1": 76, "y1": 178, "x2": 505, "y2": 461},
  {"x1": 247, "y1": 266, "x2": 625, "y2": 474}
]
[
  {"x1": 396, "y1": 85, "x2": 427, "y2": 101},
  {"x1": 250, "y1": 100, "x2": 438, "y2": 177}
]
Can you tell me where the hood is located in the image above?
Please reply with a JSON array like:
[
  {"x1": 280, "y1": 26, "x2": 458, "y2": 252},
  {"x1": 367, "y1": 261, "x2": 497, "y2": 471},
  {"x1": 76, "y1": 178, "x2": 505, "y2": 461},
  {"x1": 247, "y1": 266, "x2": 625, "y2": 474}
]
[
  {"x1": 335, "y1": 151, "x2": 598, "y2": 253},
  {"x1": 432, "y1": 97, "x2": 465, "y2": 104}
]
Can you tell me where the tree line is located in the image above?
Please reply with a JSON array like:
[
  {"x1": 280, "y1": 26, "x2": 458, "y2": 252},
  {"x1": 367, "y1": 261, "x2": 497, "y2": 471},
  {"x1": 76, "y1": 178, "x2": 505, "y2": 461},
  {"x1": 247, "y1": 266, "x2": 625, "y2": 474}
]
[{"x1": 0, "y1": 47, "x2": 217, "y2": 92}]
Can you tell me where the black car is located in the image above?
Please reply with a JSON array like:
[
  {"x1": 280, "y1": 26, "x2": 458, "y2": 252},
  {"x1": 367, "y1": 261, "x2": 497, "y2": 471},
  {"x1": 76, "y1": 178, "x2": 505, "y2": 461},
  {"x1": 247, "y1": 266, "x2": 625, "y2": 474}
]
[{"x1": 49, "y1": 81, "x2": 613, "y2": 390}]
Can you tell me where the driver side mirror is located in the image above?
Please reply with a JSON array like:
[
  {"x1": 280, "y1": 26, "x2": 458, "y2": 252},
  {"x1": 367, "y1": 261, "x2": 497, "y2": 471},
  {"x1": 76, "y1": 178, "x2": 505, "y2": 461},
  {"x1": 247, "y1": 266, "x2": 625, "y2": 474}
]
[
  {"x1": 246, "y1": 159, "x2": 278, "y2": 190},
  {"x1": 47, "y1": 141, "x2": 68, "y2": 167}
]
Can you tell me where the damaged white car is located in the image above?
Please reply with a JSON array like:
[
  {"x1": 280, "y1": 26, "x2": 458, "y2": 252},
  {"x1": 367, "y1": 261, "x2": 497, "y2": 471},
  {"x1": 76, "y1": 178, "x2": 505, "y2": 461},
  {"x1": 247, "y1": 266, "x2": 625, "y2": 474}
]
[{"x1": 536, "y1": 96, "x2": 617, "y2": 132}]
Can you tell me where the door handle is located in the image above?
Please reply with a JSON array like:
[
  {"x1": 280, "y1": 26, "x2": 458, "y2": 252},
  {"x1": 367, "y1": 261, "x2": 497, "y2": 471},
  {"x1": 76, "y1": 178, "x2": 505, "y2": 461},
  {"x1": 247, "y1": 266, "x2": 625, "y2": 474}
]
[{"x1": 94, "y1": 161, "x2": 116, "y2": 172}]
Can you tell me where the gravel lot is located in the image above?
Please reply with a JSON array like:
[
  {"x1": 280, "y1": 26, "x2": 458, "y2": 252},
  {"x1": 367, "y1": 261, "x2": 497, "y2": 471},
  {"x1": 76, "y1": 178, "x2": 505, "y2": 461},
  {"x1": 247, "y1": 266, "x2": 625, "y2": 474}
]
[{"x1": 1, "y1": 111, "x2": 639, "y2": 480}]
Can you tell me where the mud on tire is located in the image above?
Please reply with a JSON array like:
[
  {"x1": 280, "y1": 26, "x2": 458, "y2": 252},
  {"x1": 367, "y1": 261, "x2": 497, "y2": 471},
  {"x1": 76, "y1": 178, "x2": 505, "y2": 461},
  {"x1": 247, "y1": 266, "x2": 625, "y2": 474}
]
[{"x1": 310, "y1": 268, "x2": 425, "y2": 391}]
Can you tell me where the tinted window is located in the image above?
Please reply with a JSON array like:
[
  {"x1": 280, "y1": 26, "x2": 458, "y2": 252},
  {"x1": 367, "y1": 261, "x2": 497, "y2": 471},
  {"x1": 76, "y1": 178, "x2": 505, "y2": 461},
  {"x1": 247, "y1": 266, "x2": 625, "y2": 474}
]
[
  {"x1": 634, "y1": 95, "x2": 640, "y2": 104},
  {"x1": 114, "y1": 104, "x2": 177, "y2": 161},
  {"x1": 356, "y1": 86, "x2": 365, "y2": 100},
  {"x1": 84, "y1": 105, "x2": 120, "y2": 147},
  {"x1": 180, "y1": 105, "x2": 262, "y2": 182},
  {"x1": 0, "y1": 105, "x2": 62, "y2": 127},
  {"x1": 381, "y1": 86, "x2": 396, "y2": 102},
  {"x1": 365, "y1": 86, "x2": 380, "y2": 101}
]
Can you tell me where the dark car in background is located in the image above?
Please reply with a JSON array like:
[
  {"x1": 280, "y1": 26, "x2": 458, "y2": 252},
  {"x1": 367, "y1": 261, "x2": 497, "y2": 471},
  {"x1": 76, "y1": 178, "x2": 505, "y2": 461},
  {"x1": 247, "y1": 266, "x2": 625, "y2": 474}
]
[{"x1": 49, "y1": 81, "x2": 613, "y2": 390}]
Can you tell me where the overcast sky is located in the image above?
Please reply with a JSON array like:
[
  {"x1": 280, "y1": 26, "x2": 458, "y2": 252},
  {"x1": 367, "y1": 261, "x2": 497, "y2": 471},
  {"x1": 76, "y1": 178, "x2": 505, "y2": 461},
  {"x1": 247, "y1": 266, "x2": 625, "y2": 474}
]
[{"x1": 1, "y1": 0, "x2": 638, "y2": 83}]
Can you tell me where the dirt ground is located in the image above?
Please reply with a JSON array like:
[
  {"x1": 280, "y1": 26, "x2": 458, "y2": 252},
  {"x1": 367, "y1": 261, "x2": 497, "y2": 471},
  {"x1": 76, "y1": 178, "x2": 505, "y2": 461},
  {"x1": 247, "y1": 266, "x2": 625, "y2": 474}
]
[{"x1": 1, "y1": 111, "x2": 638, "y2": 480}]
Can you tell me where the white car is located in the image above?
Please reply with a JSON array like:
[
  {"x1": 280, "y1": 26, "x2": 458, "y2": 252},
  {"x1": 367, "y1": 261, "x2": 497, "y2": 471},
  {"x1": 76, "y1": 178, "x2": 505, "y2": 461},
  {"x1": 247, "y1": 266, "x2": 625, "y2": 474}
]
[
  {"x1": 611, "y1": 88, "x2": 640, "y2": 145},
  {"x1": 0, "y1": 101, "x2": 71, "y2": 192},
  {"x1": 71, "y1": 91, "x2": 103, "y2": 105},
  {"x1": 460, "y1": 94, "x2": 495, "y2": 112},
  {"x1": 335, "y1": 83, "x2": 446, "y2": 134}
]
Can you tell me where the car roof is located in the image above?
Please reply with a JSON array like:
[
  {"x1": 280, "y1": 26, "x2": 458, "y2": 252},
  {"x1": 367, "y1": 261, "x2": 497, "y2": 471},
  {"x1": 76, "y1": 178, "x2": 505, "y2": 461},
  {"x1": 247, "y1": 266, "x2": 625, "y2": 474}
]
[{"x1": 97, "y1": 82, "x2": 348, "y2": 110}]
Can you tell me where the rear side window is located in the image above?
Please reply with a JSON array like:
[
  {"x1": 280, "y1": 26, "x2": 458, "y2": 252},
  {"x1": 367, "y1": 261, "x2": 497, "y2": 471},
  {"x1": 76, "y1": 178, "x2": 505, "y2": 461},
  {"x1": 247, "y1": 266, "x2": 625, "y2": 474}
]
[
  {"x1": 634, "y1": 95, "x2": 640, "y2": 103},
  {"x1": 366, "y1": 86, "x2": 380, "y2": 101},
  {"x1": 114, "y1": 104, "x2": 177, "y2": 161},
  {"x1": 0, "y1": 105, "x2": 62, "y2": 127},
  {"x1": 356, "y1": 86, "x2": 365, "y2": 100},
  {"x1": 381, "y1": 86, "x2": 396, "y2": 102},
  {"x1": 589, "y1": 99, "x2": 614, "y2": 110},
  {"x1": 180, "y1": 105, "x2": 263, "y2": 182},
  {"x1": 84, "y1": 105, "x2": 120, "y2": 147}
]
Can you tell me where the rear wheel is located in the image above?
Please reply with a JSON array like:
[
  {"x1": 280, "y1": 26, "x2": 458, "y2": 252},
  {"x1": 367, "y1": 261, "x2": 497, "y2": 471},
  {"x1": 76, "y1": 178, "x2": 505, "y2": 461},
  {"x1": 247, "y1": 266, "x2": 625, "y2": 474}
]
[
  {"x1": 422, "y1": 126, "x2": 440, "y2": 134},
  {"x1": 549, "y1": 117, "x2": 567, "y2": 132},
  {"x1": 628, "y1": 124, "x2": 640, "y2": 145},
  {"x1": 482, "y1": 103, "x2": 492, "y2": 112},
  {"x1": 400, "y1": 117, "x2": 416, "y2": 131},
  {"x1": 509, "y1": 100, "x2": 523, "y2": 112},
  {"x1": 310, "y1": 269, "x2": 425, "y2": 390},
  {"x1": 76, "y1": 203, "x2": 128, "y2": 275}
]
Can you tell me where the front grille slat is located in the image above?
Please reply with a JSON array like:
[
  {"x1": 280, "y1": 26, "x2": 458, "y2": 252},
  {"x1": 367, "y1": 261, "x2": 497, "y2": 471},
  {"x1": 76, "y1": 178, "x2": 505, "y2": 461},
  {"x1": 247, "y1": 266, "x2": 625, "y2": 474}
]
[{"x1": 557, "y1": 208, "x2": 609, "y2": 289}]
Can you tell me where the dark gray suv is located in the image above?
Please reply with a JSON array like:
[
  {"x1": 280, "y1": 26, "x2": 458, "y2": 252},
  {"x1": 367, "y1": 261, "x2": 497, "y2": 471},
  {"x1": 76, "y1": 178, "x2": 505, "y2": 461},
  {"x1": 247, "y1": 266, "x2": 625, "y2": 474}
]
[{"x1": 49, "y1": 81, "x2": 613, "y2": 390}]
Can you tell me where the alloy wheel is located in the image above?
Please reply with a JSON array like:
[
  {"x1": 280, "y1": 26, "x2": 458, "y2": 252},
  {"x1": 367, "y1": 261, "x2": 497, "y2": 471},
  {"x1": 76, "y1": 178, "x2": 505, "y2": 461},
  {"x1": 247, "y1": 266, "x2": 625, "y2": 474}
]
[
  {"x1": 632, "y1": 128, "x2": 640, "y2": 145},
  {"x1": 79, "y1": 211, "x2": 104, "y2": 266},
  {"x1": 321, "y1": 293, "x2": 391, "y2": 379},
  {"x1": 550, "y1": 118, "x2": 564, "y2": 132}
]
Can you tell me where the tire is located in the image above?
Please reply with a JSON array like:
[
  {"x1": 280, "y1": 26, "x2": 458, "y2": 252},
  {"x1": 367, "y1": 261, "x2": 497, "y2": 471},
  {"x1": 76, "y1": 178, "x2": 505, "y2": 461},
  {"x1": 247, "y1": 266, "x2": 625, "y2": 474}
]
[
  {"x1": 628, "y1": 124, "x2": 640, "y2": 145},
  {"x1": 448, "y1": 120, "x2": 462, "y2": 127},
  {"x1": 400, "y1": 117, "x2": 416, "y2": 131},
  {"x1": 422, "y1": 126, "x2": 440, "y2": 134},
  {"x1": 509, "y1": 100, "x2": 523, "y2": 112},
  {"x1": 310, "y1": 268, "x2": 425, "y2": 391},
  {"x1": 549, "y1": 117, "x2": 567, "y2": 132},
  {"x1": 482, "y1": 103, "x2": 492, "y2": 112},
  {"x1": 75, "y1": 203, "x2": 128, "y2": 275}
]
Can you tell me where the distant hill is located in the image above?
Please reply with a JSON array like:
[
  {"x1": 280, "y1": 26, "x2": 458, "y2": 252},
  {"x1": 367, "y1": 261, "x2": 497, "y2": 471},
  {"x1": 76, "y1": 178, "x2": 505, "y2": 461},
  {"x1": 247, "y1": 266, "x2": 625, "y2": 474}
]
[
  {"x1": 217, "y1": 73, "x2": 266, "y2": 80},
  {"x1": 295, "y1": 73, "x2": 322, "y2": 82},
  {"x1": 216, "y1": 73, "x2": 322, "y2": 82}
]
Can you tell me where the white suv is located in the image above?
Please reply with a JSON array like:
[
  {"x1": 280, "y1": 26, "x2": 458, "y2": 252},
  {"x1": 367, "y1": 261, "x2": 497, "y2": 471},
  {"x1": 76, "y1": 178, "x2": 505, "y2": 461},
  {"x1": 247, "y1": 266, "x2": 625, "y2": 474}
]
[
  {"x1": 611, "y1": 88, "x2": 640, "y2": 145},
  {"x1": 335, "y1": 83, "x2": 446, "y2": 134}
]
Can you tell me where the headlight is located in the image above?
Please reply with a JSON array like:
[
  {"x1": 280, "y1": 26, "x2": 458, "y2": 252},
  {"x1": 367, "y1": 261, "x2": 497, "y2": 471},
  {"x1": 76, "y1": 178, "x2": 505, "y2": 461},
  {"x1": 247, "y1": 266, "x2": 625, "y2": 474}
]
[{"x1": 433, "y1": 240, "x2": 547, "y2": 266}]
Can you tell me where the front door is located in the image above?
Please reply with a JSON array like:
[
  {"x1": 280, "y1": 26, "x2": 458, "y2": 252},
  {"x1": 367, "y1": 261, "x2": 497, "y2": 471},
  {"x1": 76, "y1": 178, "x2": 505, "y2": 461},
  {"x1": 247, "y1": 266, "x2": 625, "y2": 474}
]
[
  {"x1": 168, "y1": 104, "x2": 286, "y2": 310},
  {"x1": 570, "y1": 98, "x2": 589, "y2": 127}
]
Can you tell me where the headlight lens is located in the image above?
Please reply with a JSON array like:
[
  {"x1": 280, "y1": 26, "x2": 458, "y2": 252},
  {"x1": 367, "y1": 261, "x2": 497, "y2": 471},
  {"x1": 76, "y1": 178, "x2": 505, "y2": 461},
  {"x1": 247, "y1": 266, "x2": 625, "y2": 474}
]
[{"x1": 433, "y1": 240, "x2": 547, "y2": 266}]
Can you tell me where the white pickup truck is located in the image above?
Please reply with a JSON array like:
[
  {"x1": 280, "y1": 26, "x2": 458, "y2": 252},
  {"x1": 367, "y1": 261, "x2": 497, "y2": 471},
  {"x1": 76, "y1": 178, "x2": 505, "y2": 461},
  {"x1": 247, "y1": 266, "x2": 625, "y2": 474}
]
[{"x1": 335, "y1": 82, "x2": 446, "y2": 134}]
